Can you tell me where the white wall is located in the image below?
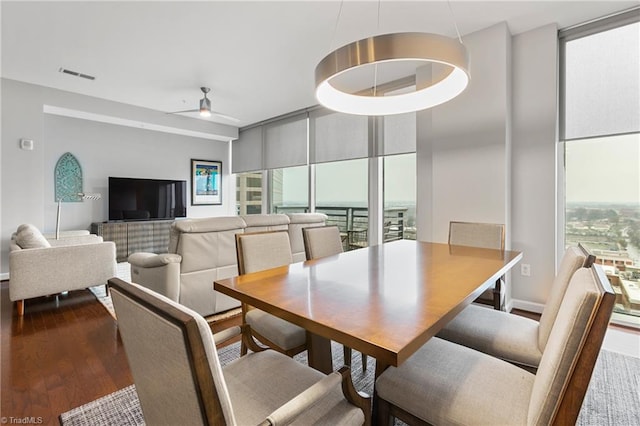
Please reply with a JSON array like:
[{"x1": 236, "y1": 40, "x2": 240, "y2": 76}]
[
  {"x1": 511, "y1": 24, "x2": 559, "y2": 310},
  {"x1": 1, "y1": 78, "x2": 238, "y2": 275},
  {"x1": 417, "y1": 22, "x2": 560, "y2": 310},
  {"x1": 417, "y1": 22, "x2": 512, "y2": 243}
]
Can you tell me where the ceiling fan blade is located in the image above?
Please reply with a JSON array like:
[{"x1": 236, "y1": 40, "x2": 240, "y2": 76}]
[
  {"x1": 167, "y1": 109, "x2": 200, "y2": 114},
  {"x1": 209, "y1": 111, "x2": 241, "y2": 122}
]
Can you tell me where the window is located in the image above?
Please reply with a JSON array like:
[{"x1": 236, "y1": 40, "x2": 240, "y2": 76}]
[
  {"x1": 316, "y1": 159, "x2": 369, "y2": 251},
  {"x1": 270, "y1": 165, "x2": 309, "y2": 213},
  {"x1": 384, "y1": 153, "x2": 417, "y2": 241},
  {"x1": 561, "y1": 13, "x2": 640, "y2": 326},
  {"x1": 236, "y1": 172, "x2": 263, "y2": 215}
]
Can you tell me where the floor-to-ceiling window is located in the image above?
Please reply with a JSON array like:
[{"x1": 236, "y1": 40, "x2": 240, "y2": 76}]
[
  {"x1": 316, "y1": 159, "x2": 369, "y2": 250},
  {"x1": 270, "y1": 165, "x2": 309, "y2": 213},
  {"x1": 236, "y1": 172, "x2": 263, "y2": 215},
  {"x1": 561, "y1": 11, "x2": 640, "y2": 326},
  {"x1": 384, "y1": 153, "x2": 417, "y2": 241}
]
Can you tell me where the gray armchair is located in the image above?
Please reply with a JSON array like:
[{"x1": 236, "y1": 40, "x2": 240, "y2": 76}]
[
  {"x1": 9, "y1": 224, "x2": 116, "y2": 315},
  {"x1": 235, "y1": 230, "x2": 308, "y2": 358},
  {"x1": 375, "y1": 264, "x2": 615, "y2": 425},
  {"x1": 110, "y1": 277, "x2": 371, "y2": 425},
  {"x1": 449, "y1": 221, "x2": 506, "y2": 310},
  {"x1": 437, "y1": 245, "x2": 591, "y2": 370}
]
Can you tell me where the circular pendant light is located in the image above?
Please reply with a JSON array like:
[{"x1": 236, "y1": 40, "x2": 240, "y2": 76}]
[{"x1": 315, "y1": 32, "x2": 470, "y2": 116}]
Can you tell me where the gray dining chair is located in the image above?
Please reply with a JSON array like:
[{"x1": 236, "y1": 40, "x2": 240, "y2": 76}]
[
  {"x1": 235, "y1": 230, "x2": 308, "y2": 358},
  {"x1": 375, "y1": 264, "x2": 615, "y2": 425},
  {"x1": 110, "y1": 278, "x2": 371, "y2": 426},
  {"x1": 437, "y1": 244, "x2": 593, "y2": 371},
  {"x1": 303, "y1": 225, "x2": 368, "y2": 372},
  {"x1": 449, "y1": 221, "x2": 506, "y2": 310}
]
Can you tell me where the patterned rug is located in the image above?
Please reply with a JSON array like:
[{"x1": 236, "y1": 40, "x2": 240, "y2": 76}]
[{"x1": 59, "y1": 344, "x2": 639, "y2": 425}]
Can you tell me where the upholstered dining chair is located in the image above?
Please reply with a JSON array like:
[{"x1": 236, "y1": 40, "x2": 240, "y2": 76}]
[
  {"x1": 235, "y1": 230, "x2": 307, "y2": 358},
  {"x1": 448, "y1": 221, "x2": 506, "y2": 310},
  {"x1": 109, "y1": 278, "x2": 371, "y2": 426},
  {"x1": 375, "y1": 264, "x2": 615, "y2": 425},
  {"x1": 437, "y1": 244, "x2": 593, "y2": 371},
  {"x1": 302, "y1": 225, "x2": 368, "y2": 372}
]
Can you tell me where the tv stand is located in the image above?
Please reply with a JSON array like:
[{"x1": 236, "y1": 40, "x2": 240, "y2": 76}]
[{"x1": 91, "y1": 220, "x2": 174, "y2": 262}]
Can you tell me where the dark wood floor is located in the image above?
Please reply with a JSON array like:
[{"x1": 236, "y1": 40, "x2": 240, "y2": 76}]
[{"x1": 0, "y1": 281, "x2": 241, "y2": 425}]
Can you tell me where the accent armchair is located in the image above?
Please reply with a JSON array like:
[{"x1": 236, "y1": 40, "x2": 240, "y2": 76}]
[
  {"x1": 375, "y1": 264, "x2": 615, "y2": 425},
  {"x1": 109, "y1": 278, "x2": 371, "y2": 425},
  {"x1": 437, "y1": 245, "x2": 592, "y2": 371},
  {"x1": 9, "y1": 224, "x2": 117, "y2": 315},
  {"x1": 235, "y1": 230, "x2": 308, "y2": 359}
]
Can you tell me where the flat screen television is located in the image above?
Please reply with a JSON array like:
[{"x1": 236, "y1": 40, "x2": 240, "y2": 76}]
[{"x1": 108, "y1": 177, "x2": 187, "y2": 221}]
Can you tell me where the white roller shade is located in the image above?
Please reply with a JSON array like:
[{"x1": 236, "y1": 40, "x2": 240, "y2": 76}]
[
  {"x1": 380, "y1": 112, "x2": 417, "y2": 156},
  {"x1": 264, "y1": 113, "x2": 308, "y2": 170},
  {"x1": 309, "y1": 109, "x2": 370, "y2": 164},
  {"x1": 564, "y1": 21, "x2": 640, "y2": 140},
  {"x1": 232, "y1": 126, "x2": 263, "y2": 173}
]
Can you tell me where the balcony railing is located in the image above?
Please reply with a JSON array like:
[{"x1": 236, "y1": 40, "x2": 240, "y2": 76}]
[{"x1": 273, "y1": 205, "x2": 415, "y2": 250}]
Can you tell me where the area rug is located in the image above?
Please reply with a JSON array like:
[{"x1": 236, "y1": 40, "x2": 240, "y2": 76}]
[
  {"x1": 89, "y1": 262, "x2": 242, "y2": 324},
  {"x1": 60, "y1": 344, "x2": 639, "y2": 425}
]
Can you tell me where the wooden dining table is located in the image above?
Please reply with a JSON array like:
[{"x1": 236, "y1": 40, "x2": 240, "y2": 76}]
[{"x1": 214, "y1": 239, "x2": 522, "y2": 376}]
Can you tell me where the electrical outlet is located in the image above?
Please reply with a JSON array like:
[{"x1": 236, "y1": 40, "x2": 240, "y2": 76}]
[{"x1": 521, "y1": 263, "x2": 531, "y2": 277}]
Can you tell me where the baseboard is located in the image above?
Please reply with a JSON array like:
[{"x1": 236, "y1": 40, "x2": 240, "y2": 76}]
[
  {"x1": 0, "y1": 272, "x2": 9, "y2": 281},
  {"x1": 511, "y1": 299, "x2": 545, "y2": 314}
]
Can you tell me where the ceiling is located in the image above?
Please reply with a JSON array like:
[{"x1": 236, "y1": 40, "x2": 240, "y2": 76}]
[{"x1": 2, "y1": 1, "x2": 637, "y2": 128}]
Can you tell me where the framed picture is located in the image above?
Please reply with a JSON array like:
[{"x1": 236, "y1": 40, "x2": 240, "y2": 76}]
[{"x1": 191, "y1": 159, "x2": 222, "y2": 205}]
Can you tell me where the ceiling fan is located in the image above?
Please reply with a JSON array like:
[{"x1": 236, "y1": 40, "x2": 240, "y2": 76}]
[{"x1": 169, "y1": 87, "x2": 239, "y2": 123}]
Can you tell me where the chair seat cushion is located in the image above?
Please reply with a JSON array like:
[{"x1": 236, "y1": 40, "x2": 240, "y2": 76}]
[
  {"x1": 376, "y1": 337, "x2": 534, "y2": 426},
  {"x1": 224, "y1": 350, "x2": 364, "y2": 425},
  {"x1": 437, "y1": 304, "x2": 542, "y2": 368},
  {"x1": 246, "y1": 309, "x2": 306, "y2": 350}
]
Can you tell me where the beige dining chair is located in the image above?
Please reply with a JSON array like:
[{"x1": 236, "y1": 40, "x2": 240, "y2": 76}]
[
  {"x1": 375, "y1": 263, "x2": 615, "y2": 425},
  {"x1": 302, "y1": 225, "x2": 368, "y2": 372},
  {"x1": 109, "y1": 278, "x2": 371, "y2": 426},
  {"x1": 448, "y1": 221, "x2": 506, "y2": 310},
  {"x1": 437, "y1": 244, "x2": 594, "y2": 371},
  {"x1": 235, "y1": 230, "x2": 308, "y2": 358}
]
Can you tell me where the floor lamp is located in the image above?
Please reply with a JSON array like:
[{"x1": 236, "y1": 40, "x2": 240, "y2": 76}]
[{"x1": 55, "y1": 192, "x2": 101, "y2": 240}]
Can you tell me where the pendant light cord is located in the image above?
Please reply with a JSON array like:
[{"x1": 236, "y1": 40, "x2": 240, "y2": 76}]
[
  {"x1": 329, "y1": 1, "x2": 345, "y2": 52},
  {"x1": 373, "y1": 0, "x2": 381, "y2": 97},
  {"x1": 447, "y1": 0, "x2": 464, "y2": 44}
]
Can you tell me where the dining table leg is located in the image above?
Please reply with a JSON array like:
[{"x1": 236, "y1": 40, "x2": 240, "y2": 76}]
[{"x1": 306, "y1": 331, "x2": 333, "y2": 374}]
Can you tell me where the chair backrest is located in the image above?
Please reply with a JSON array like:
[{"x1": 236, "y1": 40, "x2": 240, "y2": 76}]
[
  {"x1": 537, "y1": 245, "x2": 590, "y2": 350},
  {"x1": 578, "y1": 242, "x2": 596, "y2": 268},
  {"x1": 287, "y1": 213, "x2": 328, "y2": 262},
  {"x1": 109, "y1": 278, "x2": 236, "y2": 426},
  {"x1": 448, "y1": 221, "x2": 505, "y2": 250},
  {"x1": 527, "y1": 265, "x2": 614, "y2": 425},
  {"x1": 235, "y1": 230, "x2": 293, "y2": 275},
  {"x1": 302, "y1": 225, "x2": 343, "y2": 260}
]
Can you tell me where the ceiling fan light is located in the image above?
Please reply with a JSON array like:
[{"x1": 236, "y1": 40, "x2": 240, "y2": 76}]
[{"x1": 315, "y1": 32, "x2": 470, "y2": 115}]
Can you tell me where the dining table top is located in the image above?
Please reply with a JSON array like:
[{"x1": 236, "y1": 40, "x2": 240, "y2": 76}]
[{"x1": 214, "y1": 239, "x2": 522, "y2": 369}]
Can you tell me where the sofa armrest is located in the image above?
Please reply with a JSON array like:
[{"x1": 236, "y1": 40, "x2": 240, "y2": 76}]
[
  {"x1": 128, "y1": 252, "x2": 182, "y2": 268},
  {"x1": 48, "y1": 234, "x2": 104, "y2": 247},
  {"x1": 129, "y1": 252, "x2": 182, "y2": 301},
  {"x1": 9, "y1": 242, "x2": 117, "y2": 301}
]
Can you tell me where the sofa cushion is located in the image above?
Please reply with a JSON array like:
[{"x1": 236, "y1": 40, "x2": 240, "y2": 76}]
[
  {"x1": 241, "y1": 214, "x2": 290, "y2": 228},
  {"x1": 15, "y1": 224, "x2": 51, "y2": 249}
]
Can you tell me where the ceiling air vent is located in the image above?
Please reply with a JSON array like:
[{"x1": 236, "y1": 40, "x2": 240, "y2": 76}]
[{"x1": 58, "y1": 67, "x2": 96, "y2": 80}]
